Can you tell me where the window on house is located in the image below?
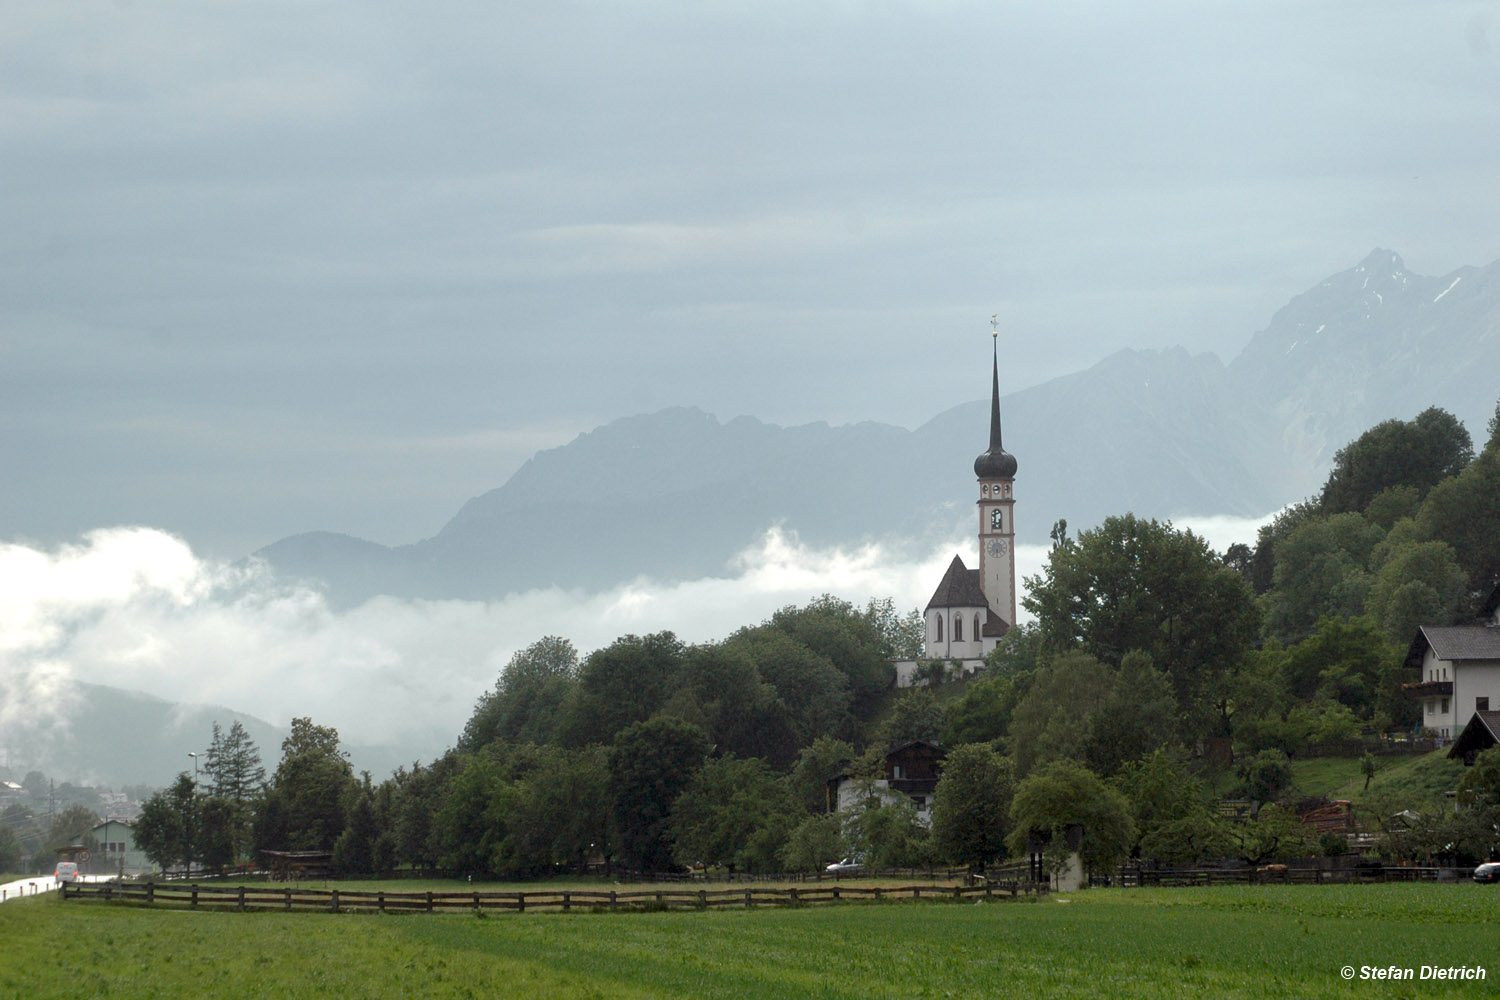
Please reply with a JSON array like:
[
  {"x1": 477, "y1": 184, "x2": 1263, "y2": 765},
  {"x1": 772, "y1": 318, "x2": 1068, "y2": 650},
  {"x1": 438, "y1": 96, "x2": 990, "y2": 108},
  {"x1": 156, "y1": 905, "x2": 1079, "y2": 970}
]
[
  {"x1": 974, "y1": 614, "x2": 982, "y2": 641},
  {"x1": 1441, "y1": 698, "x2": 1450, "y2": 714},
  {"x1": 935, "y1": 615, "x2": 943, "y2": 642},
  {"x1": 1479, "y1": 697, "x2": 1490, "y2": 712},
  {"x1": 954, "y1": 615, "x2": 963, "y2": 641}
]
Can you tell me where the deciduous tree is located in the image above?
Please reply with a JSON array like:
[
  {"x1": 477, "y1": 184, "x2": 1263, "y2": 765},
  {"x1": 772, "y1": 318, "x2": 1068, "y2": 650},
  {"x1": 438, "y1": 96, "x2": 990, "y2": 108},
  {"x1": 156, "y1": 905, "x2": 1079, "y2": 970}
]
[
  {"x1": 1022, "y1": 514, "x2": 1258, "y2": 718},
  {"x1": 1007, "y1": 760, "x2": 1134, "y2": 878},
  {"x1": 608, "y1": 716, "x2": 710, "y2": 871},
  {"x1": 930, "y1": 744, "x2": 1012, "y2": 870}
]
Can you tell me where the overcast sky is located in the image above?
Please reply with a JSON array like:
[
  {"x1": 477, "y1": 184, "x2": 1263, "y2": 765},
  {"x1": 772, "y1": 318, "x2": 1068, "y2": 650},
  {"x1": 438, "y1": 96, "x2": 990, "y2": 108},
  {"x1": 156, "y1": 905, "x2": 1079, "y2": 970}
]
[{"x1": 5, "y1": 0, "x2": 1500, "y2": 559}]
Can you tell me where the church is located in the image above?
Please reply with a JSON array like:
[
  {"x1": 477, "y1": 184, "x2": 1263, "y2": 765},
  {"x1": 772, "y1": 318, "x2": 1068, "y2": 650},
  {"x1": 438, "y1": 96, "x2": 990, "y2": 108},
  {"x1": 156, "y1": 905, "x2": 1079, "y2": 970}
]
[{"x1": 893, "y1": 331, "x2": 1018, "y2": 687}]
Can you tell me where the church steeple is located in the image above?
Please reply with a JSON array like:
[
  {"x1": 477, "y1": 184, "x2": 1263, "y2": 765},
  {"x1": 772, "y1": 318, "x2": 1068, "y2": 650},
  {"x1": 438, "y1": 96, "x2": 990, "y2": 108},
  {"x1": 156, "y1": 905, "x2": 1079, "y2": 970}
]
[{"x1": 973, "y1": 321, "x2": 1017, "y2": 480}]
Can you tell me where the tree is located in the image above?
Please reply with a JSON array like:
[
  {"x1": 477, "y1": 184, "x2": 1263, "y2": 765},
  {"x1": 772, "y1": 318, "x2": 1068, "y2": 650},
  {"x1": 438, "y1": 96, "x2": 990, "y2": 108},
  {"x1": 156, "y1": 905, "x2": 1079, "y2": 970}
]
[
  {"x1": 333, "y1": 779, "x2": 380, "y2": 875},
  {"x1": 204, "y1": 720, "x2": 266, "y2": 804},
  {"x1": 767, "y1": 596, "x2": 894, "y2": 719},
  {"x1": 1227, "y1": 804, "x2": 1315, "y2": 865},
  {"x1": 0, "y1": 823, "x2": 22, "y2": 873},
  {"x1": 459, "y1": 636, "x2": 580, "y2": 751},
  {"x1": 1248, "y1": 500, "x2": 1322, "y2": 595},
  {"x1": 726, "y1": 626, "x2": 854, "y2": 746},
  {"x1": 1007, "y1": 760, "x2": 1134, "y2": 878},
  {"x1": 788, "y1": 736, "x2": 856, "y2": 815},
  {"x1": 1113, "y1": 749, "x2": 1225, "y2": 865},
  {"x1": 433, "y1": 754, "x2": 503, "y2": 873},
  {"x1": 1321, "y1": 407, "x2": 1472, "y2": 515},
  {"x1": 671, "y1": 755, "x2": 797, "y2": 872},
  {"x1": 862, "y1": 597, "x2": 925, "y2": 660},
  {"x1": 1262, "y1": 513, "x2": 1384, "y2": 643},
  {"x1": 46, "y1": 804, "x2": 100, "y2": 852},
  {"x1": 562, "y1": 632, "x2": 685, "y2": 746},
  {"x1": 878, "y1": 689, "x2": 947, "y2": 746},
  {"x1": 1277, "y1": 616, "x2": 1400, "y2": 719},
  {"x1": 203, "y1": 720, "x2": 264, "y2": 859},
  {"x1": 930, "y1": 744, "x2": 1012, "y2": 870},
  {"x1": 608, "y1": 716, "x2": 710, "y2": 871},
  {"x1": 841, "y1": 787, "x2": 929, "y2": 869},
  {"x1": 1365, "y1": 536, "x2": 1466, "y2": 643},
  {"x1": 197, "y1": 797, "x2": 237, "y2": 872},
  {"x1": 135, "y1": 774, "x2": 197, "y2": 872},
  {"x1": 1022, "y1": 514, "x2": 1258, "y2": 719},
  {"x1": 1236, "y1": 749, "x2": 1292, "y2": 807},
  {"x1": 1414, "y1": 442, "x2": 1500, "y2": 607},
  {"x1": 1006, "y1": 652, "x2": 1114, "y2": 777},
  {"x1": 259, "y1": 717, "x2": 357, "y2": 852},
  {"x1": 779, "y1": 814, "x2": 845, "y2": 873},
  {"x1": 658, "y1": 642, "x2": 795, "y2": 766}
]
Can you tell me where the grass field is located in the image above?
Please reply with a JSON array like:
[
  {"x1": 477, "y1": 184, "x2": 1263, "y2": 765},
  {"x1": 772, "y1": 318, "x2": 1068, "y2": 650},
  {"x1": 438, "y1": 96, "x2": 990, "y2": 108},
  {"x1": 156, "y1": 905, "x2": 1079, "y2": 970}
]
[
  {"x1": 1286, "y1": 749, "x2": 1464, "y2": 806},
  {"x1": 4, "y1": 882, "x2": 1495, "y2": 999}
]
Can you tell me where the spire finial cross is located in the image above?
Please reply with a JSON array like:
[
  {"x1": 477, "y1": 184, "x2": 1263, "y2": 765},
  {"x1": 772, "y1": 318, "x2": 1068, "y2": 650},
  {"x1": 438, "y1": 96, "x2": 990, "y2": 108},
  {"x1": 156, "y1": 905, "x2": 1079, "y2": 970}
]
[{"x1": 990, "y1": 314, "x2": 998, "y2": 340}]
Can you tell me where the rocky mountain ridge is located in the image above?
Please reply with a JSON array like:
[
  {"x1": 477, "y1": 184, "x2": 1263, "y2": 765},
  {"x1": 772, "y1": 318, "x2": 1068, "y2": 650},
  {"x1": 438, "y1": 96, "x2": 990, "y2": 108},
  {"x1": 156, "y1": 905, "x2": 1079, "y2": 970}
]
[{"x1": 257, "y1": 250, "x2": 1500, "y2": 606}]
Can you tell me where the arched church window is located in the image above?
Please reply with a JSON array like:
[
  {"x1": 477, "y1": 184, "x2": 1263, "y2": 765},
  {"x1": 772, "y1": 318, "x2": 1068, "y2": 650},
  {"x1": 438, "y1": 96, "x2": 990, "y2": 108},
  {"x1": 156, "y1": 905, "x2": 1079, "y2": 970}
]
[
  {"x1": 954, "y1": 615, "x2": 963, "y2": 641},
  {"x1": 974, "y1": 614, "x2": 982, "y2": 640},
  {"x1": 934, "y1": 614, "x2": 943, "y2": 642}
]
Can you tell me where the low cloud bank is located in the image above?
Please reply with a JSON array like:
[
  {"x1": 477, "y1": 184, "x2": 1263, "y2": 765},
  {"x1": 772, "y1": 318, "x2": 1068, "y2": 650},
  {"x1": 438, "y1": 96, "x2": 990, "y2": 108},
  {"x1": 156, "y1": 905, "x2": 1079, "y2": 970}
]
[{"x1": 0, "y1": 512, "x2": 1272, "y2": 773}]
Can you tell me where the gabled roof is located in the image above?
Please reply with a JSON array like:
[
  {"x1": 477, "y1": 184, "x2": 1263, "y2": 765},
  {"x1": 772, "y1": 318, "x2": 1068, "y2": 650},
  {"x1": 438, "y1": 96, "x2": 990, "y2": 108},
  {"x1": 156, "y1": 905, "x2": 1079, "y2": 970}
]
[
  {"x1": 924, "y1": 556, "x2": 989, "y2": 611},
  {"x1": 1448, "y1": 710, "x2": 1500, "y2": 763},
  {"x1": 1404, "y1": 625, "x2": 1500, "y2": 669}
]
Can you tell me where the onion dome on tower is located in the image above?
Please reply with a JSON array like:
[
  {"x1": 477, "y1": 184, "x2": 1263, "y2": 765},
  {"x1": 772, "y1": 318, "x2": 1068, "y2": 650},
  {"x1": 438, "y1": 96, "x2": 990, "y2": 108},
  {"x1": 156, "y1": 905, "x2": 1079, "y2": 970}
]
[{"x1": 973, "y1": 334, "x2": 1017, "y2": 479}]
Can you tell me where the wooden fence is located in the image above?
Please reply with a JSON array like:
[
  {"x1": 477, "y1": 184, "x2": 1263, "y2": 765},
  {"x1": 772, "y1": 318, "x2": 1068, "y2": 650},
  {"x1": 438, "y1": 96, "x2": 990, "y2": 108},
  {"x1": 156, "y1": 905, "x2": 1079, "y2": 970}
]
[
  {"x1": 60, "y1": 879, "x2": 1046, "y2": 914},
  {"x1": 1114, "y1": 866, "x2": 1446, "y2": 887}
]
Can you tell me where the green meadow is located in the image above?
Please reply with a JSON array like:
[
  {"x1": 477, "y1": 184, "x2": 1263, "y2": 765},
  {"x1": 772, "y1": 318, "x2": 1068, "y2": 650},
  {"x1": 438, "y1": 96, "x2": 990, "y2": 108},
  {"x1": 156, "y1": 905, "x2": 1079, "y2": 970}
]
[{"x1": 4, "y1": 883, "x2": 1494, "y2": 999}]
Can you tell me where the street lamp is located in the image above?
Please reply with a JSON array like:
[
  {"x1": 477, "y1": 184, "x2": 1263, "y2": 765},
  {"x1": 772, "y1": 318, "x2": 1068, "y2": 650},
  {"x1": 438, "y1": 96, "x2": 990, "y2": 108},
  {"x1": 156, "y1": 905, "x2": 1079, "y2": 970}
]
[{"x1": 188, "y1": 751, "x2": 200, "y2": 792}]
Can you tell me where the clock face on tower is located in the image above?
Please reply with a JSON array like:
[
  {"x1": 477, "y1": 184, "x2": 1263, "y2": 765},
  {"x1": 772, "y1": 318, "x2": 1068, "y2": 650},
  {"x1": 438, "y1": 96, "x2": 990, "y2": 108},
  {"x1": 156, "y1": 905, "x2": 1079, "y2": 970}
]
[
  {"x1": 990, "y1": 509, "x2": 1004, "y2": 531},
  {"x1": 986, "y1": 539, "x2": 1007, "y2": 556}
]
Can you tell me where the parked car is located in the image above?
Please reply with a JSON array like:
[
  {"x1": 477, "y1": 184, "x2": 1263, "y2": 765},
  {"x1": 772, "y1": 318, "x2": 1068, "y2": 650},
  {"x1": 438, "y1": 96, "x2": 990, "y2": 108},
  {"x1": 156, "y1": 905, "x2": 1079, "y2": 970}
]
[
  {"x1": 54, "y1": 862, "x2": 78, "y2": 884},
  {"x1": 1472, "y1": 862, "x2": 1500, "y2": 884},
  {"x1": 825, "y1": 857, "x2": 865, "y2": 874}
]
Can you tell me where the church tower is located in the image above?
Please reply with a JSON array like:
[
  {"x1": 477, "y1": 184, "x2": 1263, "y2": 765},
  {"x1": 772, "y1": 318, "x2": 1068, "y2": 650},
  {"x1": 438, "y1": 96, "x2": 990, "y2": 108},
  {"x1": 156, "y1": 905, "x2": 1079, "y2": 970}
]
[
  {"x1": 973, "y1": 321, "x2": 1018, "y2": 629},
  {"x1": 900, "y1": 320, "x2": 1020, "y2": 684}
]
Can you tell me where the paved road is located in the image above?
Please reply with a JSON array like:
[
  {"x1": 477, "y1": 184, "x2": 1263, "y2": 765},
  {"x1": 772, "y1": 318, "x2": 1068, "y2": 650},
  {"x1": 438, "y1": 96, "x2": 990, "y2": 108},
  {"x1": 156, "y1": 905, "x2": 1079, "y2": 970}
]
[{"x1": 1, "y1": 874, "x2": 111, "y2": 904}]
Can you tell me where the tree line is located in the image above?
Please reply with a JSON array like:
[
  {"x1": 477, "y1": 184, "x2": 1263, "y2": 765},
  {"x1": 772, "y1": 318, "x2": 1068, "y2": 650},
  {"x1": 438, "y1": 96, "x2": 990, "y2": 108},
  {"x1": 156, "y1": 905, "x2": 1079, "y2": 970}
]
[{"x1": 130, "y1": 400, "x2": 1500, "y2": 880}]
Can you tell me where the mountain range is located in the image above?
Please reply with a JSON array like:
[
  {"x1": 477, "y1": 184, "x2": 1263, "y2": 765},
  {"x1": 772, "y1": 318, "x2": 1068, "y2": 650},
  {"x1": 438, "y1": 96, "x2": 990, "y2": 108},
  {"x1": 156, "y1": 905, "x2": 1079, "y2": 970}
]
[{"x1": 258, "y1": 249, "x2": 1500, "y2": 607}]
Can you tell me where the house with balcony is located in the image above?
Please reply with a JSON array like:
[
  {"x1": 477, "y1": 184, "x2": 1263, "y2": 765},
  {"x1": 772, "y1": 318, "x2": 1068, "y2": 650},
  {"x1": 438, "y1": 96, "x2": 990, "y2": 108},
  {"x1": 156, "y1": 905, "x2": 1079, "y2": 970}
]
[
  {"x1": 827, "y1": 740, "x2": 946, "y2": 826},
  {"x1": 1404, "y1": 585, "x2": 1500, "y2": 744}
]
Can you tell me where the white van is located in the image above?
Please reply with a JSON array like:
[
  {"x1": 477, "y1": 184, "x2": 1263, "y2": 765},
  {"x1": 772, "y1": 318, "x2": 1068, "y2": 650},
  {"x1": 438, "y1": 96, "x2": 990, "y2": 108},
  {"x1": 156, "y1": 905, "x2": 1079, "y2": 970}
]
[{"x1": 54, "y1": 862, "x2": 79, "y2": 884}]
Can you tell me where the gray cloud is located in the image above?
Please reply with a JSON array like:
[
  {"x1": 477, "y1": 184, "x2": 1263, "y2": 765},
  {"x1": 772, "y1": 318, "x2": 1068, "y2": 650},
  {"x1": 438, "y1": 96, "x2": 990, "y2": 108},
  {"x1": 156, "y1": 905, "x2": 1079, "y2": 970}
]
[{"x1": 3, "y1": 2, "x2": 1497, "y2": 555}]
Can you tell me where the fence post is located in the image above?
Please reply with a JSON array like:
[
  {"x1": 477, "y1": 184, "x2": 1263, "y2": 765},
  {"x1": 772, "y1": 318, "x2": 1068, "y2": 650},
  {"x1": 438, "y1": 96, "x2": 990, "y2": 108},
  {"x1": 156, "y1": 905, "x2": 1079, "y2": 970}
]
[
  {"x1": 564, "y1": 892, "x2": 571, "y2": 913},
  {"x1": 426, "y1": 891, "x2": 434, "y2": 913},
  {"x1": 331, "y1": 890, "x2": 339, "y2": 914},
  {"x1": 518, "y1": 893, "x2": 526, "y2": 914},
  {"x1": 191, "y1": 886, "x2": 198, "y2": 908},
  {"x1": 744, "y1": 889, "x2": 752, "y2": 909},
  {"x1": 378, "y1": 892, "x2": 385, "y2": 913},
  {"x1": 788, "y1": 887, "x2": 798, "y2": 905},
  {"x1": 609, "y1": 890, "x2": 617, "y2": 909},
  {"x1": 238, "y1": 887, "x2": 246, "y2": 911}
]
